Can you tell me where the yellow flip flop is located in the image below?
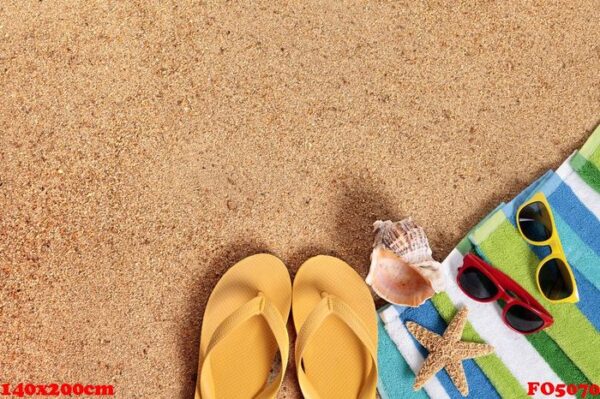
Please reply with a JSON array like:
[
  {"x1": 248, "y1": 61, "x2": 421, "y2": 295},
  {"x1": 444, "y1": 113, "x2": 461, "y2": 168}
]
[
  {"x1": 195, "y1": 254, "x2": 291, "y2": 399},
  {"x1": 293, "y1": 255, "x2": 378, "y2": 399}
]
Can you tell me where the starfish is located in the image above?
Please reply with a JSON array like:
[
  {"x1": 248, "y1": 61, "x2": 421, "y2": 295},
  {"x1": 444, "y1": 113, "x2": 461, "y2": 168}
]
[{"x1": 406, "y1": 306, "x2": 494, "y2": 396}]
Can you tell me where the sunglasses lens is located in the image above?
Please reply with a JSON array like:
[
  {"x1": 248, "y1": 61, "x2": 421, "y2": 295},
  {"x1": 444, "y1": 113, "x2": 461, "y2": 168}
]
[
  {"x1": 517, "y1": 201, "x2": 553, "y2": 242},
  {"x1": 458, "y1": 267, "x2": 498, "y2": 300},
  {"x1": 505, "y1": 304, "x2": 544, "y2": 333},
  {"x1": 539, "y1": 258, "x2": 573, "y2": 300}
]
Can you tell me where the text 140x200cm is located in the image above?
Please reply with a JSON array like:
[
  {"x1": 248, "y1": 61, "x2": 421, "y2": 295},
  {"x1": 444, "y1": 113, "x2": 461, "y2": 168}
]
[{"x1": 1, "y1": 383, "x2": 114, "y2": 397}]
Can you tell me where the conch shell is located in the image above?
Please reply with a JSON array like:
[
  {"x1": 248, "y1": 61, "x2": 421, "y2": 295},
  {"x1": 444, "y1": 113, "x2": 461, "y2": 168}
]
[{"x1": 366, "y1": 218, "x2": 446, "y2": 307}]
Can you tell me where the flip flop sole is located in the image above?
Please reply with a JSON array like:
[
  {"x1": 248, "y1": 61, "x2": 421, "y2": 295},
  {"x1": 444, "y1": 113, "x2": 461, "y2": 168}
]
[
  {"x1": 197, "y1": 254, "x2": 291, "y2": 399},
  {"x1": 293, "y1": 255, "x2": 377, "y2": 399}
]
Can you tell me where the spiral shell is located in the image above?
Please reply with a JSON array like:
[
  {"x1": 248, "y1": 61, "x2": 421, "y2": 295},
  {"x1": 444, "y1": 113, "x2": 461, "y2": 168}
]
[{"x1": 366, "y1": 218, "x2": 446, "y2": 306}]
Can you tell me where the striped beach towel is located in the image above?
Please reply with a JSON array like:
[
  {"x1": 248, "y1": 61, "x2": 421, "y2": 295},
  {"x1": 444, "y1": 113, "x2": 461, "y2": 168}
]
[{"x1": 377, "y1": 125, "x2": 600, "y2": 399}]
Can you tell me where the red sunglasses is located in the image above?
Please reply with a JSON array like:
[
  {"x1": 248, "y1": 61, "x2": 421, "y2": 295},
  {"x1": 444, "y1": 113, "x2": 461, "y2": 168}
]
[{"x1": 457, "y1": 253, "x2": 553, "y2": 334}]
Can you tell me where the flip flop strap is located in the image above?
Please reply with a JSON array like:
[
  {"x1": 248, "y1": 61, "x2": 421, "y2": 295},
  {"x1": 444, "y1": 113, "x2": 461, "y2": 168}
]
[
  {"x1": 199, "y1": 293, "x2": 289, "y2": 399},
  {"x1": 295, "y1": 295, "x2": 378, "y2": 399}
]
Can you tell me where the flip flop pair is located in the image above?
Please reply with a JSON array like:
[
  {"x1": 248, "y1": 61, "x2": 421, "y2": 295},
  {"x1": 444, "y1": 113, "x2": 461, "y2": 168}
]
[{"x1": 195, "y1": 254, "x2": 378, "y2": 399}]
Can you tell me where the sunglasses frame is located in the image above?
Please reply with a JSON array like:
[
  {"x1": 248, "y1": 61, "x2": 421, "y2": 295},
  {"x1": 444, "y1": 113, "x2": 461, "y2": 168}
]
[
  {"x1": 516, "y1": 192, "x2": 579, "y2": 304},
  {"x1": 457, "y1": 253, "x2": 554, "y2": 334}
]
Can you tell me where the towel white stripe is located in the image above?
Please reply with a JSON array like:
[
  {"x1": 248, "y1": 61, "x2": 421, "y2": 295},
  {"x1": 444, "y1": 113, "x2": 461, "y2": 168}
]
[
  {"x1": 380, "y1": 306, "x2": 451, "y2": 399},
  {"x1": 443, "y1": 249, "x2": 573, "y2": 399},
  {"x1": 556, "y1": 158, "x2": 600, "y2": 221}
]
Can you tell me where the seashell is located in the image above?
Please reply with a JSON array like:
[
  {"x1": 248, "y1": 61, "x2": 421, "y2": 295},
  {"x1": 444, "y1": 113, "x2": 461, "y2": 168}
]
[
  {"x1": 366, "y1": 246, "x2": 436, "y2": 307},
  {"x1": 366, "y1": 218, "x2": 446, "y2": 306}
]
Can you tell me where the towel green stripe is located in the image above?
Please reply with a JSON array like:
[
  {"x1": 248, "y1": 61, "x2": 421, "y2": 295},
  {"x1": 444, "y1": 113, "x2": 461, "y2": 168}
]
[
  {"x1": 471, "y1": 215, "x2": 600, "y2": 381},
  {"x1": 430, "y1": 293, "x2": 528, "y2": 399},
  {"x1": 579, "y1": 124, "x2": 600, "y2": 165},
  {"x1": 526, "y1": 332, "x2": 590, "y2": 399},
  {"x1": 570, "y1": 151, "x2": 600, "y2": 194},
  {"x1": 590, "y1": 151, "x2": 600, "y2": 169}
]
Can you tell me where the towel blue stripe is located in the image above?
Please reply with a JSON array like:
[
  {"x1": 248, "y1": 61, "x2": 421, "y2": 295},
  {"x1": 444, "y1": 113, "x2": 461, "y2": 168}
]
[
  {"x1": 568, "y1": 269, "x2": 600, "y2": 330},
  {"x1": 396, "y1": 301, "x2": 501, "y2": 399},
  {"x1": 546, "y1": 179, "x2": 600, "y2": 259},
  {"x1": 552, "y1": 212, "x2": 600, "y2": 290},
  {"x1": 377, "y1": 315, "x2": 429, "y2": 399}
]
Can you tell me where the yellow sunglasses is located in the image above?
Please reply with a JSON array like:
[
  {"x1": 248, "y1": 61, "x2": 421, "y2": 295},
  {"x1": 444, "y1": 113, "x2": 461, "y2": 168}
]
[{"x1": 516, "y1": 192, "x2": 579, "y2": 304}]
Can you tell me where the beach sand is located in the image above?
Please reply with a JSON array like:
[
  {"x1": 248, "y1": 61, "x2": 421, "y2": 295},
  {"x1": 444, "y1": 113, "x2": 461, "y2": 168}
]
[{"x1": 1, "y1": 1, "x2": 598, "y2": 398}]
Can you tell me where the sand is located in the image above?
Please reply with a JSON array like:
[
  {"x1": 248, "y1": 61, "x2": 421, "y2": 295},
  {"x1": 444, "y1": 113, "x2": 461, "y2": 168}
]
[{"x1": 0, "y1": 1, "x2": 598, "y2": 398}]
